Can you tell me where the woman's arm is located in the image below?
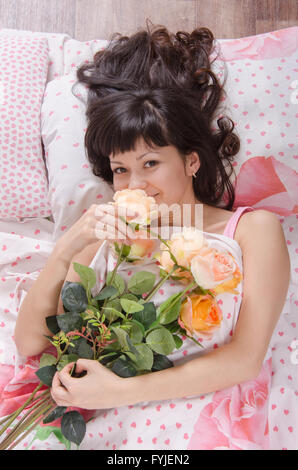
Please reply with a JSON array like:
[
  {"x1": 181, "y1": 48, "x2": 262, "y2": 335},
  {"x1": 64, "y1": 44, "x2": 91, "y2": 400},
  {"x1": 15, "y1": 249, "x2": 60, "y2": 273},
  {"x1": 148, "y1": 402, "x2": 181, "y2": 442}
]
[
  {"x1": 14, "y1": 240, "x2": 102, "y2": 357},
  {"x1": 51, "y1": 210, "x2": 291, "y2": 409}
]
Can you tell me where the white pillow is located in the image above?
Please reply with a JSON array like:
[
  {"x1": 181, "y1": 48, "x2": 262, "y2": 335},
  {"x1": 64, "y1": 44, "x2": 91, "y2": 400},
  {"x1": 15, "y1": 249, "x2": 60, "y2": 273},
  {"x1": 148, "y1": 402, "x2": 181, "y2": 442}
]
[{"x1": 41, "y1": 71, "x2": 114, "y2": 242}]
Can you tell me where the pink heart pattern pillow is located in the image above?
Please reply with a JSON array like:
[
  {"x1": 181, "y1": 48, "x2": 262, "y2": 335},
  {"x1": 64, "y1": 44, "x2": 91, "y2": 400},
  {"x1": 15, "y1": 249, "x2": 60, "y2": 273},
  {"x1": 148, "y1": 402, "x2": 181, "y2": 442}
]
[{"x1": 0, "y1": 35, "x2": 51, "y2": 219}]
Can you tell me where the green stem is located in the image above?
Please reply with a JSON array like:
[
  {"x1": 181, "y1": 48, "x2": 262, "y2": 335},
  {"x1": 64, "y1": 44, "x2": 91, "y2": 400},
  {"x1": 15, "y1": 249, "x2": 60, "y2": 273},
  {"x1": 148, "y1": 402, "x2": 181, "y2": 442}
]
[
  {"x1": 180, "y1": 280, "x2": 197, "y2": 301},
  {"x1": 0, "y1": 397, "x2": 51, "y2": 450},
  {"x1": 0, "y1": 395, "x2": 54, "y2": 450},
  {"x1": 1, "y1": 392, "x2": 51, "y2": 444},
  {"x1": 184, "y1": 334, "x2": 203, "y2": 348},
  {"x1": 7, "y1": 401, "x2": 56, "y2": 451},
  {"x1": 158, "y1": 280, "x2": 196, "y2": 320},
  {"x1": 144, "y1": 266, "x2": 177, "y2": 302},
  {"x1": 102, "y1": 243, "x2": 125, "y2": 312},
  {"x1": 0, "y1": 382, "x2": 43, "y2": 438}
]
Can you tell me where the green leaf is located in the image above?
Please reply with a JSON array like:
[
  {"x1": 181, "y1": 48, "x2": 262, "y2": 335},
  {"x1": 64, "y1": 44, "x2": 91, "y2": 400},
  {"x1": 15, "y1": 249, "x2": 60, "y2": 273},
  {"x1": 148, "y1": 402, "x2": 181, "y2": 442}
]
[
  {"x1": 52, "y1": 429, "x2": 72, "y2": 450},
  {"x1": 110, "y1": 326, "x2": 130, "y2": 351},
  {"x1": 98, "y1": 352, "x2": 120, "y2": 366},
  {"x1": 121, "y1": 244, "x2": 132, "y2": 257},
  {"x1": 113, "y1": 242, "x2": 131, "y2": 258},
  {"x1": 43, "y1": 406, "x2": 67, "y2": 424},
  {"x1": 61, "y1": 282, "x2": 89, "y2": 313},
  {"x1": 157, "y1": 291, "x2": 183, "y2": 324},
  {"x1": 172, "y1": 334, "x2": 183, "y2": 349},
  {"x1": 120, "y1": 298, "x2": 144, "y2": 314},
  {"x1": 57, "y1": 354, "x2": 79, "y2": 371},
  {"x1": 159, "y1": 297, "x2": 182, "y2": 325},
  {"x1": 127, "y1": 271, "x2": 156, "y2": 295},
  {"x1": 93, "y1": 285, "x2": 118, "y2": 301},
  {"x1": 128, "y1": 318, "x2": 146, "y2": 336},
  {"x1": 111, "y1": 358, "x2": 137, "y2": 377},
  {"x1": 111, "y1": 326, "x2": 133, "y2": 352},
  {"x1": 57, "y1": 312, "x2": 83, "y2": 333},
  {"x1": 146, "y1": 327, "x2": 176, "y2": 355},
  {"x1": 121, "y1": 293, "x2": 140, "y2": 302},
  {"x1": 130, "y1": 343, "x2": 154, "y2": 370},
  {"x1": 73, "y1": 262, "x2": 96, "y2": 291},
  {"x1": 31, "y1": 425, "x2": 54, "y2": 441},
  {"x1": 164, "y1": 320, "x2": 180, "y2": 334},
  {"x1": 35, "y1": 365, "x2": 56, "y2": 387},
  {"x1": 27, "y1": 425, "x2": 71, "y2": 450},
  {"x1": 126, "y1": 335, "x2": 139, "y2": 356},
  {"x1": 102, "y1": 306, "x2": 126, "y2": 321},
  {"x1": 45, "y1": 315, "x2": 60, "y2": 335},
  {"x1": 61, "y1": 410, "x2": 86, "y2": 446},
  {"x1": 39, "y1": 353, "x2": 57, "y2": 368},
  {"x1": 132, "y1": 302, "x2": 156, "y2": 330},
  {"x1": 123, "y1": 350, "x2": 138, "y2": 363},
  {"x1": 77, "y1": 339, "x2": 94, "y2": 359},
  {"x1": 105, "y1": 298, "x2": 122, "y2": 311},
  {"x1": 106, "y1": 272, "x2": 125, "y2": 296},
  {"x1": 127, "y1": 321, "x2": 144, "y2": 344},
  {"x1": 68, "y1": 337, "x2": 93, "y2": 359},
  {"x1": 152, "y1": 353, "x2": 174, "y2": 371}
]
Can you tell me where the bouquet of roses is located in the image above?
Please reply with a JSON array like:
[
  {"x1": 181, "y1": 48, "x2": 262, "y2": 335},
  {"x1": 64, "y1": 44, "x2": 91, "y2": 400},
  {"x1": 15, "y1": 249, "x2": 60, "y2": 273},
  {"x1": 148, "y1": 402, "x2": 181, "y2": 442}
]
[{"x1": 0, "y1": 190, "x2": 242, "y2": 450}]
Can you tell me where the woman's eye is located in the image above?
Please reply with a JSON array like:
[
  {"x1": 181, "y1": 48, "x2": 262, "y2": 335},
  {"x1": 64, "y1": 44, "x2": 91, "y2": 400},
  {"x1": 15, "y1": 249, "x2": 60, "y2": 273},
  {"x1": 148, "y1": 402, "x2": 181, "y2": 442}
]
[
  {"x1": 113, "y1": 161, "x2": 158, "y2": 174},
  {"x1": 145, "y1": 160, "x2": 158, "y2": 168},
  {"x1": 113, "y1": 167, "x2": 126, "y2": 174}
]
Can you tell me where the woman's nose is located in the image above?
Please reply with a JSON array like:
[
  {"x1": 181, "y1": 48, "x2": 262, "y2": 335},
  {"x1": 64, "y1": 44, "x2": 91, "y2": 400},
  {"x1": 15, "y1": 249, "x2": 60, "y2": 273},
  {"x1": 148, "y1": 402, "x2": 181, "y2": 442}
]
[{"x1": 128, "y1": 175, "x2": 147, "y2": 191}]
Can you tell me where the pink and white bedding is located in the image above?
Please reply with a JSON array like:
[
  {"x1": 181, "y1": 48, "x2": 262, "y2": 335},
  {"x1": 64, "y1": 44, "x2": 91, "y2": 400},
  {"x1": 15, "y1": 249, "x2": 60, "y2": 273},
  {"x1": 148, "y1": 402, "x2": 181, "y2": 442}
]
[{"x1": 0, "y1": 25, "x2": 297, "y2": 450}]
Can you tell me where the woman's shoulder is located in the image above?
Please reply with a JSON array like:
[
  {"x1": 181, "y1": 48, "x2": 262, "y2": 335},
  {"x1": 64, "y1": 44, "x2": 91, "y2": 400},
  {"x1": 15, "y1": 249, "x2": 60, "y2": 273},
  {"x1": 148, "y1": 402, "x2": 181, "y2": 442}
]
[
  {"x1": 204, "y1": 205, "x2": 280, "y2": 246},
  {"x1": 235, "y1": 208, "x2": 282, "y2": 250}
]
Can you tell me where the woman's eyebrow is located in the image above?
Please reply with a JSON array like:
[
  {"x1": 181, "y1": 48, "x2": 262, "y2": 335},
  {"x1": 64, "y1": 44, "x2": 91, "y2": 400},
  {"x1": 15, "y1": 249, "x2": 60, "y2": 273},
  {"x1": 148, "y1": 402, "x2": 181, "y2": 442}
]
[{"x1": 110, "y1": 151, "x2": 159, "y2": 165}]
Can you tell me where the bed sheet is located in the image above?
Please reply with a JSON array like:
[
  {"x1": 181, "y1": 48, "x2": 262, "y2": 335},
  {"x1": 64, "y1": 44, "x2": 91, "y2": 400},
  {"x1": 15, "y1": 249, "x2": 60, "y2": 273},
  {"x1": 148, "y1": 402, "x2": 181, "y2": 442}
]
[{"x1": 0, "y1": 215, "x2": 297, "y2": 450}]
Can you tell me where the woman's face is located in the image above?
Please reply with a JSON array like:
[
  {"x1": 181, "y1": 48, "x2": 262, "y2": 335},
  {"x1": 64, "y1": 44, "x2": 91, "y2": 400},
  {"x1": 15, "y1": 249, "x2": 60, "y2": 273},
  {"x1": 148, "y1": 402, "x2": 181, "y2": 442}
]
[{"x1": 109, "y1": 138, "x2": 200, "y2": 206}]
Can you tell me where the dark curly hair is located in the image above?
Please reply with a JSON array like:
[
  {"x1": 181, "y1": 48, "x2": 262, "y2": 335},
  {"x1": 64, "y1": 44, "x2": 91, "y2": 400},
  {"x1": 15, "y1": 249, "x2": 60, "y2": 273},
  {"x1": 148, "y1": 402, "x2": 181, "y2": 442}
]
[{"x1": 75, "y1": 23, "x2": 240, "y2": 209}]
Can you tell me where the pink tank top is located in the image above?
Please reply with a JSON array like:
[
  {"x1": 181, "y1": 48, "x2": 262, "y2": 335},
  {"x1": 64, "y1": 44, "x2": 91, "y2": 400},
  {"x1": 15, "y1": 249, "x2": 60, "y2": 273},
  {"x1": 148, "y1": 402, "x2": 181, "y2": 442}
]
[{"x1": 222, "y1": 206, "x2": 255, "y2": 239}]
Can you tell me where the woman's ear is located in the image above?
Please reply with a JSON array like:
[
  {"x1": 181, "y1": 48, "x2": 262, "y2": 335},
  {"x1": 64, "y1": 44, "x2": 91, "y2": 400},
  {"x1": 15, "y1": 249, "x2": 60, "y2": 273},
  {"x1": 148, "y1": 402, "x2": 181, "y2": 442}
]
[{"x1": 186, "y1": 151, "x2": 200, "y2": 176}]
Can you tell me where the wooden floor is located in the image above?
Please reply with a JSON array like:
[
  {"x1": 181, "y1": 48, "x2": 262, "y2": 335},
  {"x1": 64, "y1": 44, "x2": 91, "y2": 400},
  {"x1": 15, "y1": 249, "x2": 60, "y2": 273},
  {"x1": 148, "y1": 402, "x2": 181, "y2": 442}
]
[{"x1": 0, "y1": 0, "x2": 297, "y2": 41}]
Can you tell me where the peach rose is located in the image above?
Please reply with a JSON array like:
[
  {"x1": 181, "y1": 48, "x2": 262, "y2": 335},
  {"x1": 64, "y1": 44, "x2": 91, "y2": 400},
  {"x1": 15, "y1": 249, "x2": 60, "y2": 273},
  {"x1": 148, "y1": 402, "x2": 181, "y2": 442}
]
[
  {"x1": 190, "y1": 246, "x2": 242, "y2": 294},
  {"x1": 179, "y1": 293, "x2": 222, "y2": 337},
  {"x1": 112, "y1": 189, "x2": 158, "y2": 226},
  {"x1": 112, "y1": 227, "x2": 158, "y2": 264},
  {"x1": 128, "y1": 228, "x2": 157, "y2": 257},
  {"x1": 155, "y1": 228, "x2": 207, "y2": 283}
]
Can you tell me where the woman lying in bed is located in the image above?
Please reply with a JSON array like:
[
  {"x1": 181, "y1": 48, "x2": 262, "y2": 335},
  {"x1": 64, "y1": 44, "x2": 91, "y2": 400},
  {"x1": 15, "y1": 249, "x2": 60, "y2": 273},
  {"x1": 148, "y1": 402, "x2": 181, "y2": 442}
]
[{"x1": 14, "y1": 25, "x2": 290, "y2": 415}]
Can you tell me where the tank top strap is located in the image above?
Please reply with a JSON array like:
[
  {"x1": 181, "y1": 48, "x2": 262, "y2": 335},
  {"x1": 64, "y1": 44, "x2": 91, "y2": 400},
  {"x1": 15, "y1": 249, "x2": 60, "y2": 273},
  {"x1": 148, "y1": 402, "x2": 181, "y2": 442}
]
[{"x1": 223, "y1": 206, "x2": 255, "y2": 240}]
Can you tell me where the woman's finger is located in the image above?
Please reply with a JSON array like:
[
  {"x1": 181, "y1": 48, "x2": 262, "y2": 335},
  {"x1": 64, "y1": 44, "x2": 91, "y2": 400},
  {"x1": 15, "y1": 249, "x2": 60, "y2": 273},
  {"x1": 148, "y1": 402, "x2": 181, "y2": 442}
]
[
  {"x1": 96, "y1": 204, "x2": 138, "y2": 229},
  {"x1": 98, "y1": 221, "x2": 135, "y2": 241},
  {"x1": 95, "y1": 216, "x2": 136, "y2": 241},
  {"x1": 96, "y1": 213, "x2": 134, "y2": 238},
  {"x1": 51, "y1": 372, "x2": 71, "y2": 404}
]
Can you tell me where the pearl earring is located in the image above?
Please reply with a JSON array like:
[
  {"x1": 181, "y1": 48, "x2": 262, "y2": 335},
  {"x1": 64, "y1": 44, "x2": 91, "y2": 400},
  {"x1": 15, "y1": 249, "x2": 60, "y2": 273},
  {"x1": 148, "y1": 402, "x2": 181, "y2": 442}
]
[{"x1": 192, "y1": 172, "x2": 197, "y2": 178}]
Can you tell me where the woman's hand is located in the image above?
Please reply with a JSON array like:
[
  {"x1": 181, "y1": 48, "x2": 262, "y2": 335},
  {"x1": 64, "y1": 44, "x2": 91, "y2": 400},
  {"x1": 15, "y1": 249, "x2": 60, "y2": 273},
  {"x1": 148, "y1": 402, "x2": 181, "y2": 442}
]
[
  {"x1": 51, "y1": 359, "x2": 132, "y2": 410},
  {"x1": 55, "y1": 203, "x2": 137, "y2": 261}
]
